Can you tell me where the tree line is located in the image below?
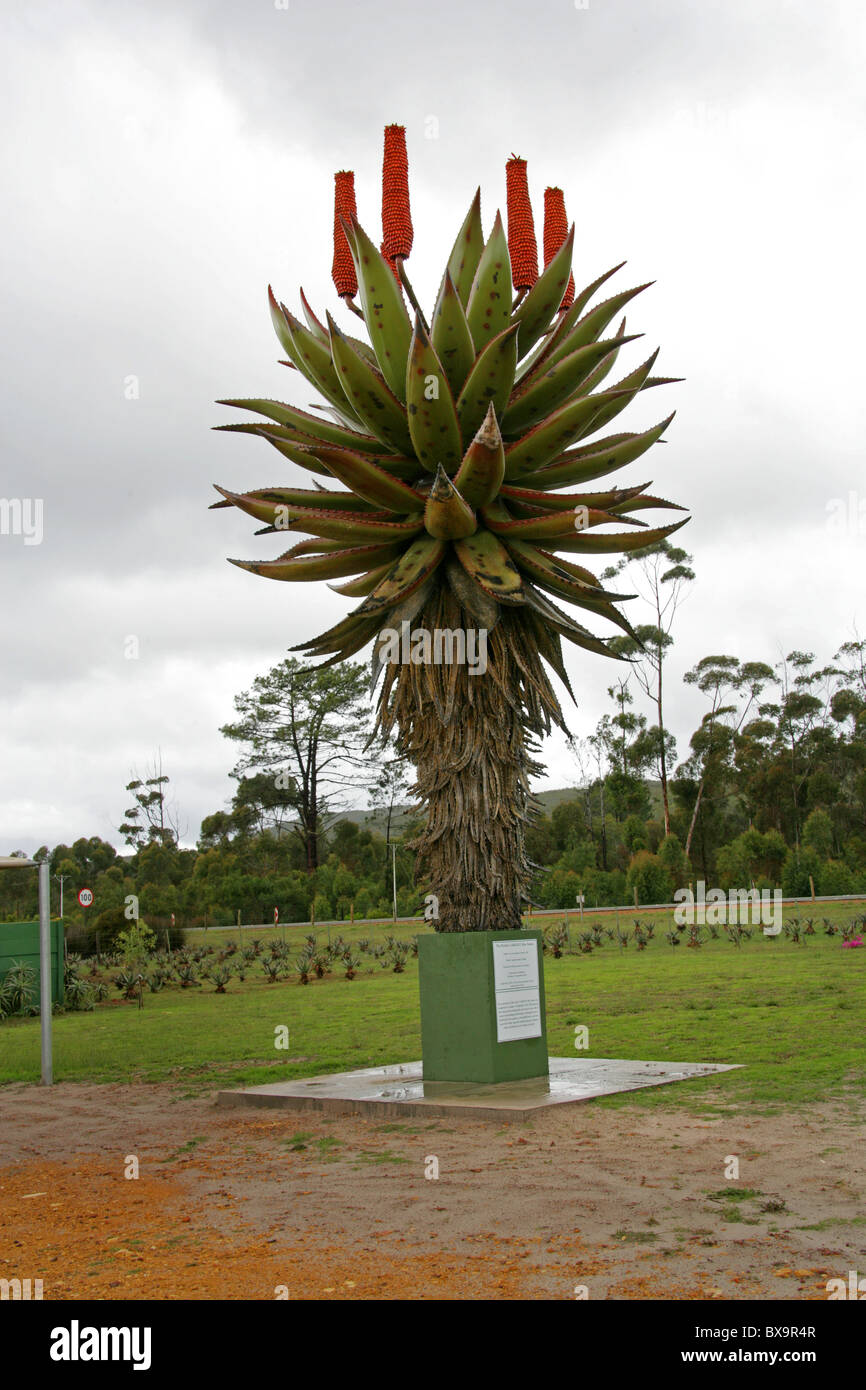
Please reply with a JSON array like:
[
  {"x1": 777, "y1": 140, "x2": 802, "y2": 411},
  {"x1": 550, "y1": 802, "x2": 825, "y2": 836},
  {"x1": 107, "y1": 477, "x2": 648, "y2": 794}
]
[{"x1": 1, "y1": 543, "x2": 863, "y2": 933}]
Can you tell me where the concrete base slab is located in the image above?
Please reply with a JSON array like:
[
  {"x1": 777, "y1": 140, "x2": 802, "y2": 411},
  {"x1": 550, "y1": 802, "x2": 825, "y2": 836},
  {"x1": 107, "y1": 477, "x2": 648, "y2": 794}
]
[{"x1": 217, "y1": 1057, "x2": 740, "y2": 1122}]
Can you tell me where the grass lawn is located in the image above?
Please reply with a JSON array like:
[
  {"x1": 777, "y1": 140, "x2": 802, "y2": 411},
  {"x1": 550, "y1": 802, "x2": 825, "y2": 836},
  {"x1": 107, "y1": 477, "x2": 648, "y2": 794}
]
[{"x1": 1, "y1": 906, "x2": 863, "y2": 1114}]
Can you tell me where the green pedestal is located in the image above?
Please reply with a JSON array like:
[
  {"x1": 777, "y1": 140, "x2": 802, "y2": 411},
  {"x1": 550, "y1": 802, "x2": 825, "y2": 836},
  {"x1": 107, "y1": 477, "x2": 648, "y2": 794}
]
[{"x1": 418, "y1": 930, "x2": 549, "y2": 1084}]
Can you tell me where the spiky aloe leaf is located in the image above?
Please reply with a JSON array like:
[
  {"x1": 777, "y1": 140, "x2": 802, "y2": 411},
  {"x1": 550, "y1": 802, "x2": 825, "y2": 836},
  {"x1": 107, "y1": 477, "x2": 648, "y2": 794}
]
[
  {"x1": 292, "y1": 609, "x2": 381, "y2": 655},
  {"x1": 405, "y1": 315, "x2": 464, "y2": 471},
  {"x1": 510, "y1": 226, "x2": 575, "y2": 358},
  {"x1": 571, "y1": 355, "x2": 667, "y2": 443},
  {"x1": 445, "y1": 189, "x2": 484, "y2": 307},
  {"x1": 424, "y1": 465, "x2": 477, "y2": 540},
  {"x1": 543, "y1": 282, "x2": 654, "y2": 369},
  {"x1": 502, "y1": 386, "x2": 636, "y2": 478},
  {"x1": 480, "y1": 499, "x2": 635, "y2": 542},
  {"x1": 522, "y1": 586, "x2": 618, "y2": 658},
  {"x1": 268, "y1": 285, "x2": 296, "y2": 357},
  {"x1": 210, "y1": 485, "x2": 378, "y2": 515},
  {"x1": 453, "y1": 402, "x2": 505, "y2": 509},
  {"x1": 228, "y1": 541, "x2": 404, "y2": 581},
  {"x1": 263, "y1": 505, "x2": 424, "y2": 545},
  {"x1": 522, "y1": 414, "x2": 675, "y2": 489},
  {"x1": 455, "y1": 324, "x2": 518, "y2": 444},
  {"x1": 213, "y1": 427, "x2": 332, "y2": 476},
  {"x1": 217, "y1": 400, "x2": 393, "y2": 454},
  {"x1": 309, "y1": 444, "x2": 425, "y2": 512},
  {"x1": 431, "y1": 269, "x2": 476, "y2": 400},
  {"x1": 343, "y1": 214, "x2": 412, "y2": 401},
  {"x1": 504, "y1": 332, "x2": 641, "y2": 434},
  {"x1": 454, "y1": 528, "x2": 524, "y2": 604},
  {"x1": 505, "y1": 540, "x2": 636, "y2": 634},
  {"x1": 569, "y1": 317, "x2": 629, "y2": 398},
  {"x1": 254, "y1": 429, "x2": 419, "y2": 481},
  {"x1": 499, "y1": 481, "x2": 651, "y2": 513},
  {"x1": 299, "y1": 287, "x2": 329, "y2": 343},
  {"x1": 466, "y1": 211, "x2": 511, "y2": 352},
  {"x1": 515, "y1": 261, "x2": 627, "y2": 383},
  {"x1": 326, "y1": 314, "x2": 414, "y2": 454},
  {"x1": 355, "y1": 534, "x2": 448, "y2": 615},
  {"x1": 329, "y1": 561, "x2": 396, "y2": 596},
  {"x1": 294, "y1": 610, "x2": 385, "y2": 666},
  {"x1": 547, "y1": 516, "x2": 689, "y2": 554},
  {"x1": 444, "y1": 555, "x2": 501, "y2": 629},
  {"x1": 276, "y1": 297, "x2": 362, "y2": 423},
  {"x1": 606, "y1": 492, "x2": 688, "y2": 517},
  {"x1": 369, "y1": 575, "x2": 439, "y2": 693}
]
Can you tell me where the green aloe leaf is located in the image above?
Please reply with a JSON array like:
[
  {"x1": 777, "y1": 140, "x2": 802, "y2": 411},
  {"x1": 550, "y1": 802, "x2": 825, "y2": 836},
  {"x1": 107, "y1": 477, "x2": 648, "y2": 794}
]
[
  {"x1": 506, "y1": 540, "x2": 636, "y2": 635},
  {"x1": 431, "y1": 269, "x2": 476, "y2": 401},
  {"x1": 405, "y1": 315, "x2": 464, "y2": 472},
  {"x1": 466, "y1": 211, "x2": 511, "y2": 353},
  {"x1": 453, "y1": 403, "x2": 505, "y2": 509},
  {"x1": 544, "y1": 282, "x2": 654, "y2": 369},
  {"x1": 455, "y1": 324, "x2": 518, "y2": 445},
  {"x1": 502, "y1": 386, "x2": 636, "y2": 479},
  {"x1": 216, "y1": 400, "x2": 393, "y2": 454},
  {"x1": 445, "y1": 189, "x2": 484, "y2": 307},
  {"x1": 327, "y1": 314, "x2": 414, "y2": 454},
  {"x1": 548, "y1": 517, "x2": 689, "y2": 554},
  {"x1": 210, "y1": 484, "x2": 378, "y2": 514},
  {"x1": 227, "y1": 541, "x2": 404, "y2": 582},
  {"x1": 278, "y1": 301, "x2": 364, "y2": 424},
  {"x1": 355, "y1": 535, "x2": 448, "y2": 616},
  {"x1": 454, "y1": 528, "x2": 525, "y2": 604},
  {"x1": 520, "y1": 414, "x2": 675, "y2": 489},
  {"x1": 504, "y1": 331, "x2": 641, "y2": 434},
  {"x1": 515, "y1": 261, "x2": 626, "y2": 383},
  {"x1": 344, "y1": 214, "x2": 413, "y2": 402},
  {"x1": 510, "y1": 226, "x2": 575, "y2": 359},
  {"x1": 310, "y1": 443, "x2": 426, "y2": 512}
]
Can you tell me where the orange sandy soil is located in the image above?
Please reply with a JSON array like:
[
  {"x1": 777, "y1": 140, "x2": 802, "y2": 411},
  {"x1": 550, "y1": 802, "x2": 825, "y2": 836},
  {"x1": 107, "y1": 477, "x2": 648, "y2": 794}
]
[{"x1": 1, "y1": 1083, "x2": 863, "y2": 1300}]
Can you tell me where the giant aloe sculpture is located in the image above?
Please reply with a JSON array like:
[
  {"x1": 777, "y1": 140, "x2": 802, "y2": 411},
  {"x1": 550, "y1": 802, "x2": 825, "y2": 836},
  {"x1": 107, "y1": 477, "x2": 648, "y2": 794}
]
[{"x1": 214, "y1": 126, "x2": 687, "y2": 932}]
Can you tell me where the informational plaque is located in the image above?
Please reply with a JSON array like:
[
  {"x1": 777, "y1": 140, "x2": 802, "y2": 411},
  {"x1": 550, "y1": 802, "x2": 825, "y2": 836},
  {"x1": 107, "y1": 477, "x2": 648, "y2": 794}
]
[{"x1": 492, "y1": 939, "x2": 542, "y2": 1042}]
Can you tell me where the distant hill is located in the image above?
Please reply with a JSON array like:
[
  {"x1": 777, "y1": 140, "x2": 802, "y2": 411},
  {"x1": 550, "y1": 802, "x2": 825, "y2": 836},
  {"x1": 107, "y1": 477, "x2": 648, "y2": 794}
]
[{"x1": 320, "y1": 782, "x2": 665, "y2": 837}]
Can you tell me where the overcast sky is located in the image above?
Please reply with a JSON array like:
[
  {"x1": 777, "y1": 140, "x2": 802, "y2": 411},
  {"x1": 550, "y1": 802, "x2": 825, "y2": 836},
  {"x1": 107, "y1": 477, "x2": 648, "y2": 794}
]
[{"x1": 1, "y1": 0, "x2": 863, "y2": 855}]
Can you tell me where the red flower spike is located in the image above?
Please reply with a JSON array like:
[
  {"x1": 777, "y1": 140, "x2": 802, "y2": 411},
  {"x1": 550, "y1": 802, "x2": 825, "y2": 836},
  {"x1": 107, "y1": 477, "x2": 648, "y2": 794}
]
[
  {"x1": 543, "y1": 186, "x2": 575, "y2": 307},
  {"x1": 382, "y1": 124, "x2": 413, "y2": 262},
  {"x1": 332, "y1": 170, "x2": 358, "y2": 299},
  {"x1": 505, "y1": 155, "x2": 539, "y2": 292}
]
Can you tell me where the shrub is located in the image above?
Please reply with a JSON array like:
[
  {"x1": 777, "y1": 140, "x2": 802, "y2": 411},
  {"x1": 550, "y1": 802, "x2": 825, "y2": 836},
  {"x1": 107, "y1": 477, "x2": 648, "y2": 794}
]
[
  {"x1": 780, "y1": 848, "x2": 823, "y2": 898},
  {"x1": 626, "y1": 851, "x2": 673, "y2": 906},
  {"x1": 0, "y1": 962, "x2": 38, "y2": 1018}
]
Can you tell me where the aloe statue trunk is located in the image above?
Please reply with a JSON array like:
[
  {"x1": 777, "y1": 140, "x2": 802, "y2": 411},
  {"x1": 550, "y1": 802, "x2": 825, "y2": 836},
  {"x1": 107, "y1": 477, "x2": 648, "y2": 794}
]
[{"x1": 375, "y1": 589, "x2": 565, "y2": 931}]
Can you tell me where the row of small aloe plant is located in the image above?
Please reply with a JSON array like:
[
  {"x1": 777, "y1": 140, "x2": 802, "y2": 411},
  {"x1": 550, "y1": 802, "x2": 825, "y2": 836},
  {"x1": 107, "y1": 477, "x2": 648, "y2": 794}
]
[
  {"x1": 97, "y1": 932, "x2": 421, "y2": 996},
  {"x1": 543, "y1": 913, "x2": 866, "y2": 956}
]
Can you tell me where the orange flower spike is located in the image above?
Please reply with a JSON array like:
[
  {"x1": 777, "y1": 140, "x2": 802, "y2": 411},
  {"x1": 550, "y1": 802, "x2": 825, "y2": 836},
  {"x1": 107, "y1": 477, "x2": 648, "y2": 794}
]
[
  {"x1": 382, "y1": 123, "x2": 413, "y2": 263},
  {"x1": 543, "y1": 186, "x2": 575, "y2": 308},
  {"x1": 332, "y1": 170, "x2": 358, "y2": 299},
  {"x1": 505, "y1": 155, "x2": 539, "y2": 292}
]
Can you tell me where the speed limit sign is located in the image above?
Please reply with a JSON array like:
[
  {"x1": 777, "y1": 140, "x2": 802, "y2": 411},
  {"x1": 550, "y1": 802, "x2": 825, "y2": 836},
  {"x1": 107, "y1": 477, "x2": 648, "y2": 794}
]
[{"x1": 78, "y1": 888, "x2": 93, "y2": 908}]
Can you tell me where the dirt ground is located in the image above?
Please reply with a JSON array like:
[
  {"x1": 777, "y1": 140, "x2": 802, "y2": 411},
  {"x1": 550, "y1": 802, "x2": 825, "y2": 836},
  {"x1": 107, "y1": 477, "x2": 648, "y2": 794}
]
[{"x1": 1, "y1": 1082, "x2": 863, "y2": 1300}]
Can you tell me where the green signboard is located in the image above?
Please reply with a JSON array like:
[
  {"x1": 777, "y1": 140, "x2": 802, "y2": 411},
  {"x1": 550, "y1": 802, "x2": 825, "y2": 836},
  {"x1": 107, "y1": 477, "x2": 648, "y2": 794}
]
[{"x1": 0, "y1": 920, "x2": 65, "y2": 1007}]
